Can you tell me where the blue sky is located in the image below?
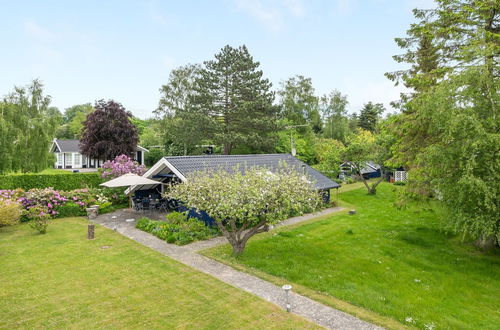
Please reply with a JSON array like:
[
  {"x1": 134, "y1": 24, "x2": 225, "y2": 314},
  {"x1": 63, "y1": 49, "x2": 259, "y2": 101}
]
[{"x1": 0, "y1": 0, "x2": 435, "y2": 118}]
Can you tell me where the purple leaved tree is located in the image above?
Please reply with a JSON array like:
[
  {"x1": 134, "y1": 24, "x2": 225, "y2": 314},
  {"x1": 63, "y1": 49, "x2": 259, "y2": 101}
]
[
  {"x1": 80, "y1": 100, "x2": 139, "y2": 162},
  {"x1": 101, "y1": 155, "x2": 146, "y2": 179}
]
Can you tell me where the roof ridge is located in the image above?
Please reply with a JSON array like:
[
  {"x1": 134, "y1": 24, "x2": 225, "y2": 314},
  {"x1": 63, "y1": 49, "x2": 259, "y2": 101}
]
[{"x1": 164, "y1": 153, "x2": 293, "y2": 159}]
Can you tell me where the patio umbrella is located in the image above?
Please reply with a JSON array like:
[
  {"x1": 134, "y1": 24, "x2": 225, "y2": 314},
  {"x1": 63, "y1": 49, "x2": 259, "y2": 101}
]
[{"x1": 100, "y1": 173, "x2": 162, "y2": 208}]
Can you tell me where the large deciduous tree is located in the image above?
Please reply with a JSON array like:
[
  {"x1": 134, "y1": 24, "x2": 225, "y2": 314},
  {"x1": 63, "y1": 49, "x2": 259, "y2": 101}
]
[
  {"x1": 0, "y1": 80, "x2": 59, "y2": 173},
  {"x1": 313, "y1": 138, "x2": 345, "y2": 179},
  {"x1": 320, "y1": 90, "x2": 351, "y2": 142},
  {"x1": 167, "y1": 166, "x2": 321, "y2": 255},
  {"x1": 279, "y1": 75, "x2": 322, "y2": 133},
  {"x1": 80, "y1": 100, "x2": 139, "y2": 162},
  {"x1": 342, "y1": 130, "x2": 388, "y2": 195},
  {"x1": 155, "y1": 64, "x2": 205, "y2": 155},
  {"x1": 55, "y1": 103, "x2": 94, "y2": 139},
  {"x1": 387, "y1": 0, "x2": 499, "y2": 248},
  {"x1": 190, "y1": 45, "x2": 279, "y2": 154}
]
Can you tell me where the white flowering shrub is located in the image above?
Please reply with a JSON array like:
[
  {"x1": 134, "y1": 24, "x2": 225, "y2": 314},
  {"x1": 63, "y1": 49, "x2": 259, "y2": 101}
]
[{"x1": 166, "y1": 165, "x2": 321, "y2": 255}]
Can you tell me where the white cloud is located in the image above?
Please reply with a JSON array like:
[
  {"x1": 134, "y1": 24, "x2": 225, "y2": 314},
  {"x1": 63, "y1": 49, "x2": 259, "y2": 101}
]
[
  {"x1": 333, "y1": 0, "x2": 359, "y2": 15},
  {"x1": 24, "y1": 20, "x2": 57, "y2": 42},
  {"x1": 235, "y1": 0, "x2": 284, "y2": 32},
  {"x1": 234, "y1": 0, "x2": 305, "y2": 32},
  {"x1": 281, "y1": 0, "x2": 304, "y2": 17},
  {"x1": 147, "y1": 0, "x2": 170, "y2": 27}
]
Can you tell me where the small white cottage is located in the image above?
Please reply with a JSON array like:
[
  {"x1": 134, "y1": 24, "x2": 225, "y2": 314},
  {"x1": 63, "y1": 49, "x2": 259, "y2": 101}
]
[{"x1": 50, "y1": 139, "x2": 148, "y2": 169}]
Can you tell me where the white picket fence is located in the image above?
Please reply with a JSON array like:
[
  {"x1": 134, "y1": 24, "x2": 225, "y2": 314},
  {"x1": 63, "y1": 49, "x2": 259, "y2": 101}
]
[{"x1": 395, "y1": 171, "x2": 407, "y2": 182}]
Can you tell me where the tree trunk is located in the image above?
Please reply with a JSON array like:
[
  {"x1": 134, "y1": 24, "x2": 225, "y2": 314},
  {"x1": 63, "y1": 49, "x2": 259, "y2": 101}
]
[
  {"x1": 474, "y1": 236, "x2": 498, "y2": 251},
  {"x1": 223, "y1": 142, "x2": 232, "y2": 155},
  {"x1": 231, "y1": 241, "x2": 246, "y2": 256}
]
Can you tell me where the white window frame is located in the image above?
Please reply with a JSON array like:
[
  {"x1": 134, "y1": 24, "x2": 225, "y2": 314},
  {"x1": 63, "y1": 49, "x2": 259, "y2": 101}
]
[
  {"x1": 66, "y1": 153, "x2": 72, "y2": 167},
  {"x1": 57, "y1": 153, "x2": 63, "y2": 166},
  {"x1": 73, "y1": 153, "x2": 81, "y2": 167}
]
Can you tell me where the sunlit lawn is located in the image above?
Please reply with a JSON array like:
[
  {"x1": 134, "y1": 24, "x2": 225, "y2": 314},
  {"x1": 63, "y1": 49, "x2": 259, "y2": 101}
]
[
  {"x1": 204, "y1": 184, "x2": 500, "y2": 329},
  {"x1": 0, "y1": 218, "x2": 316, "y2": 329}
]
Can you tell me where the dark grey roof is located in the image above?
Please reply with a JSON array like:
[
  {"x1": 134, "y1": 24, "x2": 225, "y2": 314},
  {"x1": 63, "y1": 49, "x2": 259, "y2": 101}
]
[
  {"x1": 341, "y1": 161, "x2": 380, "y2": 174},
  {"x1": 163, "y1": 154, "x2": 340, "y2": 190},
  {"x1": 361, "y1": 161, "x2": 381, "y2": 174},
  {"x1": 53, "y1": 139, "x2": 148, "y2": 153},
  {"x1": 55, "y1": 139, "x2": 80, "y2": 152}
]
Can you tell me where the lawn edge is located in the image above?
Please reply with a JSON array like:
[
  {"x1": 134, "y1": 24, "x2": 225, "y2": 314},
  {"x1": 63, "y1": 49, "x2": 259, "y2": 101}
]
[
  {"x1": 200, "y1": 248, "x2": 409, "y2": 330},
  {"x1": 199, "y1": 192, "x2": 410, "y2": 330}
]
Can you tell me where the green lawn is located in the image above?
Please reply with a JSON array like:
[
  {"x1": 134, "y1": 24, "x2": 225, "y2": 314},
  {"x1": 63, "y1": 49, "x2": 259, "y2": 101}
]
[
  {"x1": 204, "y1": 184, "x2": 500, "y2": 329},
  {"x1": 0, "y1": 218, "x2": 316, "y2": 329}
]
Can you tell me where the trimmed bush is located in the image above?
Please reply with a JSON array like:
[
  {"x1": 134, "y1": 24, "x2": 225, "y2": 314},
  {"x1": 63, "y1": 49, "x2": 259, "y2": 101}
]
[
  {"x1": 55, "y1": 202, "x2": 86, "y2": 218},
  {"x1": 0, "y1": 173, "x2": 103, "y2": 191},
  {"x1": 136, "y1": 214, "x2": 219, "y2": 245},
  {"x1": 0, "y1": 199, "x2": 22, "y2": 226},
  {"x1": 393, "y1": 181, "x2": 407, "y2": 186}
]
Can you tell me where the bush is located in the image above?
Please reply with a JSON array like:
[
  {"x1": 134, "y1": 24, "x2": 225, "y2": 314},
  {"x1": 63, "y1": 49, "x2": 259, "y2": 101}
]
[
  {"x1": 0, "y1": 173, "x2": 103, "y2": 191},
  {"x1": 27, "y1": 206, "x2": 51, "y2": 234},
  {"x1": 1, "y1": 187, "x2": 123, "y2": 220},
  {"x1": 55, "y1": 202, "x2": 86, "y2": 218},
  {"x1": 136, "y1": 214, "x2": 219, "y2": 245},
  {"x1": 393, "y1": 181, "x2": 407, "y2": 186},
  {"x1": 0, "y1": 199, "x2": 22, "y2": 226}
]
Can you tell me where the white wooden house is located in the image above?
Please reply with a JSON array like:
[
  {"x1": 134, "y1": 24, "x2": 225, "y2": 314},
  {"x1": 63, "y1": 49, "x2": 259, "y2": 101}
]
[{"x1": 50, "y1": 139, "x2": 148, "y2": 169}]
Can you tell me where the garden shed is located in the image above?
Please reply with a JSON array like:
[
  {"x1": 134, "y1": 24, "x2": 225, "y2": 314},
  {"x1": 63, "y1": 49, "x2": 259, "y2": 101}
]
[{"x1": 125, "y1": 154, "x2": 340, "y2": 203}]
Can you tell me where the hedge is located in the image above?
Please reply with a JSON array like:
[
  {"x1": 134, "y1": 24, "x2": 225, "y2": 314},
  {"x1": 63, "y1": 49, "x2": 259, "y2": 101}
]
[{"x1": 0, "y1": 173, "x2": 103, "y2": 191}]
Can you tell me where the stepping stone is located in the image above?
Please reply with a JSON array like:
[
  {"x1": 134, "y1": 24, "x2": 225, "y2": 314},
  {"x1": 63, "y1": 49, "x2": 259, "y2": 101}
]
[{"x1": 125, "y1": 218, "x2": 135, "y2": 222}]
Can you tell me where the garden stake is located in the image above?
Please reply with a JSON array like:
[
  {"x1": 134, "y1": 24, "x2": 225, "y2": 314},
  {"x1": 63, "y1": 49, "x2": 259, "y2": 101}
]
[{"x1": 88, "y1": 224, "x2": 95, "y2": 239}]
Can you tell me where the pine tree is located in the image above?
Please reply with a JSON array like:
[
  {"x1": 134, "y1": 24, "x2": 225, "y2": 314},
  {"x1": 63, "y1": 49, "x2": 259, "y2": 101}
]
[
  {"x1": 357, "y1": 102, "x2": 385, "y2": 132},
  {"x1": 190, "y1": 45, "x2": 278, "y2": 154}
]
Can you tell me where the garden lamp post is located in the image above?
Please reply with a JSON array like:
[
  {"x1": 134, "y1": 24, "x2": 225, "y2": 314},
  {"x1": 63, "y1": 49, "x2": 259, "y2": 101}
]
[{"x1": 282, "y1": 284, "x2": 292, "y2": 312}]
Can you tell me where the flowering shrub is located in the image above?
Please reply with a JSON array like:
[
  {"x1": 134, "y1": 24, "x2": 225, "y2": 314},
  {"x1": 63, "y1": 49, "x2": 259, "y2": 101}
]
[
  {"x1": 0, "y1": 199, "x2": 22, "y2": 226},
  {"x1": 0, "y1": 187, "x2": 115, "y2": 221},
  {"x1": 27, "y1": 206, "x2": 51, "y2": 234},
  {"x1": 101, "y1": 154, "x2": 146, "y2": 179},
  {"x1": 166, "y1": 166, "x2": 322, "y2": 255},
  {"x1": 18, "y1": 188, "x2": 69, "y2": 218}
]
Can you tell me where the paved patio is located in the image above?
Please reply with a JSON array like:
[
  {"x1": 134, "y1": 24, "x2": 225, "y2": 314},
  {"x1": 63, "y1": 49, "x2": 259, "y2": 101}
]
[{"x1": 93, "y1": 208, "x2": 382, "y2": 330}]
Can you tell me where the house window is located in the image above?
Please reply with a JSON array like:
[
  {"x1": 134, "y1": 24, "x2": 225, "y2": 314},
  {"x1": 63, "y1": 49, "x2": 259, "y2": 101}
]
[
  {"x1": 74, "y1": 154, "x2": 81, "y2": 166},
  {"x1": 57, "y1": 153, "x2": 63, "y2": 166},
  {"x1": 65, "y1": 153, "x2": 72, "y2": 167}
]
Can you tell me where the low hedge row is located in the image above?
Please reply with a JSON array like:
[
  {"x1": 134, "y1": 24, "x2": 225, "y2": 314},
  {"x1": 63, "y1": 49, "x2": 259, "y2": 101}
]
[{"x1": 0, "y1": 173, "x2": 103, "y2": 191}]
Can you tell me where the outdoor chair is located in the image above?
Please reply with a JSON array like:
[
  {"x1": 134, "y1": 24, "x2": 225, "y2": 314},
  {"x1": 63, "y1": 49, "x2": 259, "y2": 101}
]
[
  {"x1": 132, "y1": 198, "x2": 141, "y2": 212},
  {"x1": 150, "y1": 199, "x2": 159, "y2": 211},
  {"x1": 141, "y1": 198, "x2": 151, "y2": 213},
  {"x1": 158, "y1": 200, "x2": 168, "y2": 213}
]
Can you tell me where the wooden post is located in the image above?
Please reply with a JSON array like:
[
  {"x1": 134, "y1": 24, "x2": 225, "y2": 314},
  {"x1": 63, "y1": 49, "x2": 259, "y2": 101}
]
[{"x1": 88, "y1": 224, "x2": 95, "y2": 239}]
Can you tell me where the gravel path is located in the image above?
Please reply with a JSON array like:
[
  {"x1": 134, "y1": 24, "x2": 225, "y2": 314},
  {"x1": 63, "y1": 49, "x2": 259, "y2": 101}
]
[{"x1": 94, "y1": 208, "x2": 382, "y2": 330}]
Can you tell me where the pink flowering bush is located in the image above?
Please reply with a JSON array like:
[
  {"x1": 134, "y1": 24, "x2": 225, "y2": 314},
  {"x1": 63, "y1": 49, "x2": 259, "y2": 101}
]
[
  {"x1": 101, "y1": 154, "x2": 146, "y2": 179},
  {"x1": 0, "y1": 187, "x2": 113, "y2": 221},
  {"x1": 27, "y1": 205, "x2": 51, "y2": 234}
]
